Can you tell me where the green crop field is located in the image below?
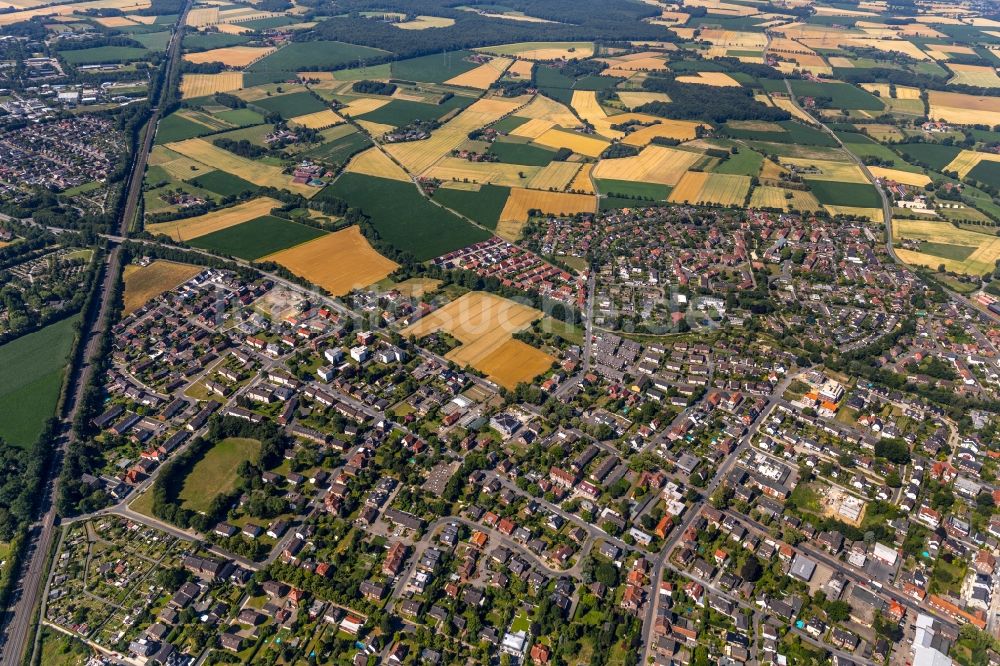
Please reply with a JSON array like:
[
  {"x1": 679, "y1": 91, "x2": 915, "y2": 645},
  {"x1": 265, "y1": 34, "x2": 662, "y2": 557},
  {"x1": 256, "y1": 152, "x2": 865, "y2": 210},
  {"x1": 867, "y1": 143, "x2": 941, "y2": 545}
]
[
  {"x1": 178, "y1": 437, "x2": 261, "y2": 513},
  {"x1": 391, "y1": 50, "x2": 479, "y2": 83},
  {"x1": 778, "y1": 80, "x2": 885, "y2": 111},
  {"x1": 895, "y1": 142, "x2": 962, "y2": 170},
  {"x1": 249, "y1": 41, "x2": 390, "y2": 72},
  {"x1": 433, "y1": 184, "x2": 511, "y2": 229},
  {"x1": 968, "y1": 160, "x2": 1000, "y2": 189},
  {"x1": 356, "y1": 95, "x2": 473, "y2": 126},
  {"x1": 599, "y1": 195, "x2": 647, "y2": 210},
  {"x1": 154, "y1": 113, "x2": 214, "y2": 144},
  {"x1": 320, "y1": 173, "x2": 490, "y2": 260},
  {"x1": 59, "y1": 45, "x2": 149, "y2": 65},
  {"x1": 492, "y1": 116, "x2": 529, "y2": 134},
  {"x1": 252, "y1": 91, "x2": 328, "y2": 118},
  {"x1": 183, "y1": 32, "x2": 250, "y2": 51},
  {"x1": 837, "y1": 132, "x2": 919, "y2": 167},
  {"x1": 133, "y1": 31, "x2": 170, "y2": 51},
  {"x1": 212, "y1": 108, "x2": 265, "y2": 127},
  {"x1": 595, "y1": 179, "x2": 671, "y2": 201},
  {"x1": 917, "y1": 241, "x2": 977, "y2": 261},
  {"x1": 191, "y1": 170, "x2": 259, "y2": 197},
  {"x1": 0, "y1": 315, "x2": 79, "y2": 447},
  {"x1": 240, "y1": 15, "x2": 299, "y2": 30},
  {"x1": 724, "y1": 120, "x2": 838, "y2": 147},
  {"x1": 713, "y1": 148, "x2": 764, "y2": 176},
  {"x1": 487, "y1": 139, "x2": 556, "y2": 166},
  {"x1": 189, "y1": 215, "x2": 326, "y2": 259},
  {"x1": 304, "y1": 129, "x2": 371, "y2": 164},
  {"x1": 806, "y1": 180, "x2": 882, "y2": 207}
]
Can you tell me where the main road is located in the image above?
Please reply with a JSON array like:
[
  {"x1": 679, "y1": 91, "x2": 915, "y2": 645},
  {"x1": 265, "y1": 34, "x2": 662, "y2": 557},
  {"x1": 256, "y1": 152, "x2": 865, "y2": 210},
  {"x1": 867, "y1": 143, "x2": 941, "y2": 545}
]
[{"x1": 0, "y1": 4, "x2": 190, "y2": 664}]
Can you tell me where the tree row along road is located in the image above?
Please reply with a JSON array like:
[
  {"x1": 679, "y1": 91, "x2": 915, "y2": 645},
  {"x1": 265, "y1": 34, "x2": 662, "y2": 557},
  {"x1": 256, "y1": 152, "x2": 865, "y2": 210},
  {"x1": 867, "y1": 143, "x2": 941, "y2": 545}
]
[{"x1": 0, "y1": 4, "x2": 191, "y2": 664}]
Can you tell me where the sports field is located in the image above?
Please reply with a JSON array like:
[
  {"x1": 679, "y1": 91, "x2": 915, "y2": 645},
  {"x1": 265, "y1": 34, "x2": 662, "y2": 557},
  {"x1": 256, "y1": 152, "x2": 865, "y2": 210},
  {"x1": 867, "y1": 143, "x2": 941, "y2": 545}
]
[
  {"x1": 0, "y1": 315, "x2": 79, "y2": 447},
  {"x1": 894, "y1": 218, "x2": 1000, "y2": 275},
  {"x1": 402, "y1": 292, "x2": 554, "y2": 388},
  {"x1": 262, "y1": 226, "x2": 398, "y2": 296},
  {"x1": 146, "y1": 197, "x2": 281, "y2": 241},
  {"x1": 669, "y1": 172, "x2": 750, "y2": 206},
  {"x1": 592, "y1": 145, "x2": 701, "y2": 186},
  {"x1": 123, "y1": 260, "x2": 201, "y2": 314},
  {"x1": 178, "y1": 437, "x2": 261, "y2": 513}
]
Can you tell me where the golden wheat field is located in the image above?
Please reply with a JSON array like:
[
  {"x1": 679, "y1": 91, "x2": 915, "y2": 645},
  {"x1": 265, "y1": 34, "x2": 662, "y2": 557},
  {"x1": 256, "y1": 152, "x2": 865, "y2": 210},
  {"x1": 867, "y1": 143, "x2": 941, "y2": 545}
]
[
  {"x1": 339, "y1": 97, "x2": 391, "y2": 116},
  {"x1": 525, "y1": 161, "x2": 582, "y2": 191},
  {"x1": 780, "y1": 157, "x2": 869, "y2": 183},
  {"x1": 183, "y1": 46, "x2": 275, "y2": 67},
  {"x1": 509, "y1": 118, "x2": 556, "y2": 139},
  {"x1": 749, "y1": 186, "x2": 822, "y2": 212},
  {"x1": 592, "y1": 145, "x2": 701, "y2": 186},
  {"x1": 123, "y1": 261, "x2": 202, "y2": 315},
  {"x1": 425, "y1": 157, "x2": 540, "y2": 187},
  {"x1": 476, "y1": 41, "x2": 595, "y2": 60},
  {"x1": 568, "y1": 163, "x2": 595, "y2": 193},
  {"x1": 146, "y1": 197, "x2": 281, "y2": 241},
  {"x1": 179, "y1": 72, "x2": 244, "y2": 98},
  {"x1": 533, "y1": 128, "x2": 609, "y2": 158},
  {"x1": 669, "y1": 172, "x2": 750, "y2": 206},
  {"x1": 867, "y1": 166, "x2": 932, "y2": 187},
  {"x1": 289, "y1": 109, "x2": 344, "y2": 129},
  {"x1": 387, "y1": 97, "x2": 525, "y2": 174},
  {"x1": 616, "y1": 91, "x2": 671, "y2": 109},
  {"x1": 165, "y1": 139, "x2": 317, "y2": 196},
  {"x1": 622, "y1": 120, "x2": 705, "y2": 145},
  {"x1": 675, "y1": 72, "x2": 742, "y2": 87},
  {"x1": 928, "y1": 91, "x2": 1000, "y2": 126},
  {"x1": 402, "y1": 292, "x2": 553, "y2": 389},
  {"x1": 186, "y1": 6, "x2": 218, "y2": 25},
  {"x1": 507, "y1": 59, "x2": 534, "y2": 78},
  {"x1": 344, "y1": 147, "x2": 410, "y2": 182},
  {"x1": 499, "y1": 188, "x2": 596, "y2": 223},
  {"x1": 515, "y1": 94, "x2": 579, "y2": 127},
  {"x1": 771, "y1": 97, "x2": 816, "y2": 123},
  {"x1": 0, "y1": 0, "x2": 150, "y2": 26},
  {"x1": 262, "y1": 226, "x2": 399, "y2": 296},
  {"x1": 394, "y1": 14, "x2": 455, "y2": 29},
  {"x1": 444, "y1": 57, "x2": 512, "y2": 89}
]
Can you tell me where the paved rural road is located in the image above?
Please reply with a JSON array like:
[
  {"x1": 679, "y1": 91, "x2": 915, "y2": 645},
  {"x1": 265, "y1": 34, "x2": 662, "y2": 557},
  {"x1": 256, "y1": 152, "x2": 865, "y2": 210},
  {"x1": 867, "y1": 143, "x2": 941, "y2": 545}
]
[{"x1": 0, "y1": 5, "x2": 191, "y2": 664}]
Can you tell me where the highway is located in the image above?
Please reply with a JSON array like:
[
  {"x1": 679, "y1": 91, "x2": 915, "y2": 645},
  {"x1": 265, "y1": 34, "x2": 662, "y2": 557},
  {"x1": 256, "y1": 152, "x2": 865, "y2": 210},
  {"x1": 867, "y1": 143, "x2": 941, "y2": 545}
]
[{"x1": 0, "y1": 4, "x2": 190, "y2": 664}]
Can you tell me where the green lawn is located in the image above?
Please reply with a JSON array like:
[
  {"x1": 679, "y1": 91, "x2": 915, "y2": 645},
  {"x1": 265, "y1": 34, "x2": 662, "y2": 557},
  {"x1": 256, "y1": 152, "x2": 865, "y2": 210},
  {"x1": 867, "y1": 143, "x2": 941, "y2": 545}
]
[
  {"x1": 714, "y1": 147, "x2": 764, "y2": 176},
  {"x1": 0, "y1": 315, "x2": 79, "y2": 447},
  {"x1": 249, "y1": 41, "x2": 390, "y2": 72},
  {"x1": 189, "y1": 215, "x2": 326, "y2": 259},
  {"x1": 320, "y1": 173, "x2": 490, "y2": 260},
  {"x1": 433, "y1": 184, "x2": 511, "y2": 229},
  {"x1": 179, "y1": 437, "x2": 261, "y2": 513}
]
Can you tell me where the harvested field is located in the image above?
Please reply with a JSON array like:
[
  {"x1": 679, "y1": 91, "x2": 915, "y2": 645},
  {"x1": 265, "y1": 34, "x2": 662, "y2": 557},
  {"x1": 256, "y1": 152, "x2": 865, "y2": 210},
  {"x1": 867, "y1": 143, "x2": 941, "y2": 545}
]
[
  {"x1": 183, "y1": 46, "x2": 275, "y2": 68},
  {"x1": 824, "y1": 205, "x2": 883, "y2": 223},
  {"x1": 948, "y1": 64, "x2": 1000, "y2": 88},
  {"x1": 402, "y1": 291, "x2": 554, "y2": 389},
  {"x1": 592, "y1": 145, "x2": 701, "y2": 186},
  {"x1": 669, "y1": 171, "x2": 750, "y2": 206},
  {"x1": 146, "y1": 197, "x2": 280, "y2": 240},
  {"x1": 943, "y1": 150, "x2": 1000, "y2": 178},
  {"x1": 425, "y1": 157, "x2": 539, "y2": 187},
  {"x1": 344, "y1": 147, "x2": 410, "y2": 181},
  {"x1": 616, "y1": 91, "x2": 671, "y2": 109},
  {"x1": 477, "y1": 41, "x2": 595, "y2": 61},
  {"x1": 675, "y1": 71, "x2": 741, "y2": 87},
  {"x1": 262, "y1": 225, "x2": 398, "y2": 296},
  {"x1": 750, "y1": 185, "x2": 822, "y2": 211},
  {"x1": 289, "y1": 109, "x2": 344, "y2": 129},
  {"x1": 165, "y1": 138, "x2": 316, "y2": 196},
  {"x1": 123, "y1": 260, "x2": 202, "y2": 315},
  {"x1": 185, "y1": 7, "x2": 218, "y2": 26},
  {"x1": 894, "y1": 218, "x2": 1000, "y2": 274},
  {"x1": 929, "y1": 91, "x2": 1000, "y2": 126},
  {"x1": 386, "y1": 97, "x2": 525, "y2": 174},
  {"x1": 622, "y1": 120, "x2": 705, "y2": 145},
  {"x1": 526, "y1": 161, "x2": 582, "y2": 191},
  {"x1": 339, "y1": 97, "x2": 391, "y2": 117},
  {"x1": 394, "y1": 15, "x2": 455, "y2": 29},
  {"x1": 393, "y1": 277, "x2": 442, "y2": 297},
  {"x1": 569, "y1": 163, "x2": 595, "y2": 193},
  {"x1": 508, "y1": 60, "x2": 534, "y2": 78},
  {"x1": 94, "y1": 15, "x2": 136, "y2": 26},
  {"x1": 445, "y1": 57, "x2": 512, "y2": 89},
  {"x1": 868, "y1": 166, "x2": 932, "y2": 187},
  {"x1": 499, "y1": 187, "x2": 595, "y2": 225},
  {"x1": 516, "y1": 94, "x2": 579, "y2": 127},
  {"x1": 509, "y1": 118, "x2": 555, "y2": 139},
  {"x1": 533, "y1": 128, "x2": 609, "y2": 157},
  {"x1": 772, "y1": 97, "x2": 816, "y2": 124},
  {"x1": 780, "y1": 157, "x2": 869, "y2": 183},
  {"x1": 357, "y1": 120, "x2": 396, "y2": 137}
]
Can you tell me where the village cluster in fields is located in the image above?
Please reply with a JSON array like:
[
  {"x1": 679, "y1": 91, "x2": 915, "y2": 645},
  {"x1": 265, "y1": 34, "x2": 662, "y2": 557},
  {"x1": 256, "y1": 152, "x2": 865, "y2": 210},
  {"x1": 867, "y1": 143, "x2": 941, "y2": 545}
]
[{"x1": 8, "y1": 0, "x2": 1000, "y2": 665}]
